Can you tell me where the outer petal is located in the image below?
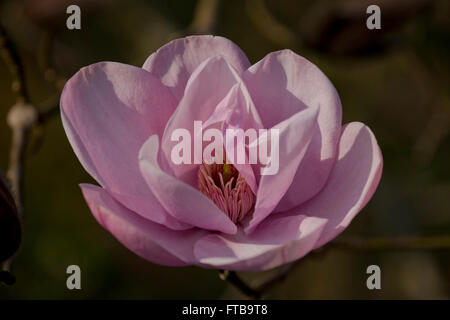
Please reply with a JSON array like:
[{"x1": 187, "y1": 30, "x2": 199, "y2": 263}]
[
  {"x1": 245, "y1": 107, "x2": 320, "y2": 233},
  {"x1": 159, "y1": 55, "x2": 241, "y2": 186},
  {"x1": 287, "y1": 122, "x2": 383, "y2": 248},
  {"x1": 243, "y1": 50, "x2": 342, "y2": 210},
  {"x1": 143, "y1": 35, "x2": 251, "y2": 100},
  {"x1": 194, "y1": 213, "x2": 327, "y2": 271},
  {"x1": 61, "y1": 62, "x2": 188, "y2": 230},
  {"x1": 80, "y1": 184, "x2": 206, "y2": 266},
  {"x1": 139, "y1": 135, "x2": 237, "y2": 235}
]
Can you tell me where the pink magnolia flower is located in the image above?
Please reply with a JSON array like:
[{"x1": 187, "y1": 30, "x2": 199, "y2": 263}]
[{"x1": 61, "y1": 36, "x2": 382, "y2": 270}]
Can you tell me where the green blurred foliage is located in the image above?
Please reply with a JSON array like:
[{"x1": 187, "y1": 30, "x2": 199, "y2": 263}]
[{"x1": 0, "y1": 0, "x2": 449, "y2": 299}]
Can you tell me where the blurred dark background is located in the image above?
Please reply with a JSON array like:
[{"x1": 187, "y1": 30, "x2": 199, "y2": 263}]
[{"x1": 0, "y1": 0, "x2": 449, "y2": 299}]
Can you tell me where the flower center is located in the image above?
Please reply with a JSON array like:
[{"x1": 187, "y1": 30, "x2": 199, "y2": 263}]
[{"x1": 198, "y1": 162, "x2": 254, "y2": 224}]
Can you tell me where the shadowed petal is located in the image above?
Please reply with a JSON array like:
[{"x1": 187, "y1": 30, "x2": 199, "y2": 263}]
[
  {"x1": 243, "y1": 50, "x2": 342, "y2": 210},
  {"x1": 81, "y1": 184, "x2": 206, "y2": 266},
  {"x1": 61, "y1": 62, "x2": 188, "y2": 230},
  {"x1": 284, "y1": 122, "x2": 383, "y2": 248},
  {"x1": 245, "y1": 107, "x2": 319, "y2": 233},
  {"x1": 194, "y1": 213, "x2": 327, "y2": 270}
]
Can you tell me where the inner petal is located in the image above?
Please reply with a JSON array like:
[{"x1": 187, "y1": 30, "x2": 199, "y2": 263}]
[{"x1": 198, "y1": 162, "x2": 254, "y2": 224}]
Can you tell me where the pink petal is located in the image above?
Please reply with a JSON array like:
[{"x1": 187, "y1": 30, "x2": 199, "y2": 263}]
[
  {"x1": 243, "y1": 50, "x2": 342, "y2": 211},
  {"x1": 287, "y1": 122, "x2": 383, "y2": 248},
  {"x1": 194, "y1": 213, "x2": 327, "y2": 270},
  {"x1": 143, "y1": 35, "x2": 250, "y2": 100},
  {"x1": 159, "y1": 55, "x2": 241, "y2": 186},
  {"x1": 245, "y1": 107, "x2": 320, "y2": 233},
  {"x1": 202, "y1": 82, "x2": 264, "y2": 194},
  {"x1": 139, "y1": 135, "x2": 238, "y2": 235},
  {"x1": 61, "y1": 62, "x2": 188, "y2": 230},
  {"x1": 80, "y1": 184, "x2": 206, "y2": 266}
]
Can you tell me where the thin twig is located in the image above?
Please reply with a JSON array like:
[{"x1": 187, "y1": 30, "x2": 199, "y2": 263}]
[
  {"x1": 220, "y1": 235, "x2": 450, "y2": 298},
  {"x1": 333, "y1": 235, "x2": 450, "y2": 251},
  {"x1": 37, "y1": 96, "x2": 59, "y2": 124},
  {"x1": 0, "y1": 23, "x2": 29, "y2": 103},
  {"x1": 245, "y1": 0, "x2": 298, "y2": 48},
  {"x1": 255, "y1": 262, "x2": 299, "y2": 295},
  {"x1": 6, "y1": 103, "x2": 37, "y2": 218},
  {"x1": 187, "y1": 0, "x2": 222, "y2": 35},
  {"x1": 254, "y1": 245, "x2": 332, "y2": 296},
  {"x1": 169, "y1": 0, "x2": 222, "y2": 40},
  {"x1": 219, "y1": 270, "x2": 261, "y2": 299},
  {"x1": 38, "y1": 32, "x2": 66, "y2": 92},
  {"x1": 0, "y1": 20, "x2": 38, "y2": 284},
  {"x1": 0, "y1": 105, "x2": 37, "y2": 284}
]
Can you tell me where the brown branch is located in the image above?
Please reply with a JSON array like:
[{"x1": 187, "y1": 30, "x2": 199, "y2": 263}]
[
  {"x1": 333, "y1": 235, "x2": 450, "y2": 251},
  {"x1": 245, "y1": 0, "x2": 298, "y2": 48},
  {"x1": 187, "y1": 0, "x2": 222, "y2": 35},
  {"x1": 0, "y1": 23, "x2": 29, "y2": 103},
  {"x1": 254, "y1": 262, "x2": 300, "y2": 295},
  {"x1": 219, "y1": 235, "x2": 450, "y2": 298},
  {"x1": 37, "y1": 95, "x2": 60, "y2": 124},
  {"x1": 253, "y1": 245, "x2": 332, "y2": 296},
  {"x1": 0, "y1": 21, "x2": 38, "y2": 284},
  {"x1": 5, "y1": 103, "x2": 37, "y2": 217},
  {"x1": 219, "y1": 270, "x2": 261, "y2": 299},
  {"x1": 0, "y1": 103, "x2": 37, "y2": 284},
  {"x1": 38, "y1": 32, "x2": 66, "y2": 92},
  {"x1": 0, "y1": 19, "x2": 62, "y2": 286},
  {"x1": 405, "y1": 48, "x2": 450, "y2": 167},
  {"x1": 0, "y1": 19, "x2": 64, "y2": 285},
  {"x1": 168, "y1": 0, "x2": 222, "y2": 40}
]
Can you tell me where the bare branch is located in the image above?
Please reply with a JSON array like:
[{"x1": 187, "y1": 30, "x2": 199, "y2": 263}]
[
  {"x1": 220, "y1": 235, "x2": 450, "y2": 298},
  {"x1": 0, "y1": 21, "x2": 38, "y2": 284},
  {"x1": 0, "y1": 102, "x2": 37, "y2": 283},
  {"x1": 245, "y1": 0, "x2": 298, "y2": 48},
  {"x1": 38, "y1": 32, "x2": 66, "y2": 92},
  {"x1": 168, "y1": 0, "x2": 222, "y2": 39},
  {"x1": 188, "y1": 0, "x2": 223, "y2": 35},
  {"x1": 37, "y1": 95, "x2": 60, "y2": 124},
  {"x1": 0, "y1": 23, "x2": 29, "y2": 103},
  {"x1": 219, "y1": 270, "x2": 261, "y2": 299},
  {"x1": 333, "y1": 235, "x2": 450, "y2": 251},
  {"x1": 6, "y1": 103, "x2": 37, "y2": 215}
]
